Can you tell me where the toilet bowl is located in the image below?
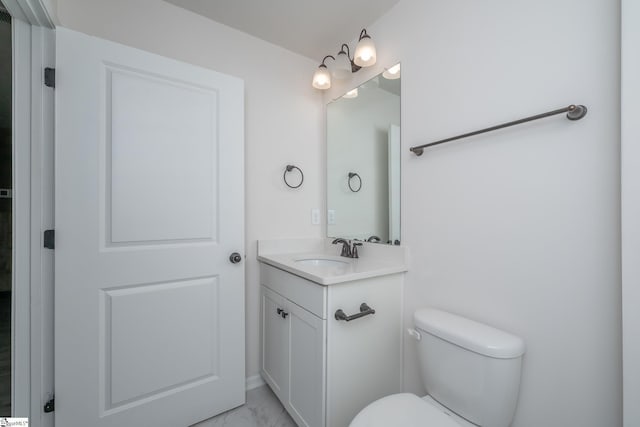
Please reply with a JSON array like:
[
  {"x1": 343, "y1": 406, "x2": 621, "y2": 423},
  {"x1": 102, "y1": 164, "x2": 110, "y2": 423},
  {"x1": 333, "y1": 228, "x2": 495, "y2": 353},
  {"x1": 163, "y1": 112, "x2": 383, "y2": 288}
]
[
  {"x1": 350, "y1": 393, "x2": 475, "y2": 427},
  {"x1": 349, "y1": 308, "x2": 525, "y2": 427}
]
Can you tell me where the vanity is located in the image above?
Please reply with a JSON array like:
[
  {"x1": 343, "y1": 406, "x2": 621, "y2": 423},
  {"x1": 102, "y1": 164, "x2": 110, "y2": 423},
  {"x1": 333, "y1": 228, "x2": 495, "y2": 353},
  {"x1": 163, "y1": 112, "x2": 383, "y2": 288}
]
[
  {"x1": 258, "y1": 238, "x2": 407, "y2": 427},
  {"x1": 260, "y1": 65, "x2": 403, "y2": 427}
]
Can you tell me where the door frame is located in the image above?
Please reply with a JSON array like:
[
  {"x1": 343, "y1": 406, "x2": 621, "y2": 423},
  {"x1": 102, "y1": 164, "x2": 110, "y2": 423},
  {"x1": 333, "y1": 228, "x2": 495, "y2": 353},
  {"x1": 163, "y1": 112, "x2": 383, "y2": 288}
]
[
  {"x1": 2, "y1": 0, "x2": 54, "y2": 425},
  {"x1": 622, "y1": 1, "x2": 640, "y2": 425}
]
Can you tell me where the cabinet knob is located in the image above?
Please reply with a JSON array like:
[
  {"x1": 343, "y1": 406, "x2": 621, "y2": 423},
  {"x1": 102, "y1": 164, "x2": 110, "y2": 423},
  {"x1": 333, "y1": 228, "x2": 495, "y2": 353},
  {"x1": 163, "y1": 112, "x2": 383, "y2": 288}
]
[{"x1": 276, "y1": 308, "x2": 289, "y2": 319}]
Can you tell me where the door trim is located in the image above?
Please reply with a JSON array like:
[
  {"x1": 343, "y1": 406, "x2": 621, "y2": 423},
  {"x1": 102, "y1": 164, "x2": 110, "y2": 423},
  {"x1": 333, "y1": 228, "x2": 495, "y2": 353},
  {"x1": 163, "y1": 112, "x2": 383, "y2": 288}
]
[
  {"x1": 11, "y1": 15, "x2": 33, "y2": 421},
  {"x1": 7, "y1": 1, "x2": 55, "y2": 425},
  {"x1": 2, "y1": 0, "x2": 55, "y2": 28},
  {"x1": 622, "y1": 1, "x2": 640, "y2": 425}
]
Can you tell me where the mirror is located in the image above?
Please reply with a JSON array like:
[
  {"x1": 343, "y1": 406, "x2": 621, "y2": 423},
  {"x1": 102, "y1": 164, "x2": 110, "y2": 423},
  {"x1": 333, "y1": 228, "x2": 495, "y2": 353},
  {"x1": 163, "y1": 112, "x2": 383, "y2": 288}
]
[{"x1": 327, "y1": 65, "x2": 401, "y2": 244}]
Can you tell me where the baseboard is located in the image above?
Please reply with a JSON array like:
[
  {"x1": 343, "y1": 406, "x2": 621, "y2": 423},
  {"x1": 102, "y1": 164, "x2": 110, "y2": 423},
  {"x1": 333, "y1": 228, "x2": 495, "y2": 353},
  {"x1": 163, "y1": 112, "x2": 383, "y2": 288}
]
[{"x1": 246, "y1": 374, "x2": 266, "y2": 391}]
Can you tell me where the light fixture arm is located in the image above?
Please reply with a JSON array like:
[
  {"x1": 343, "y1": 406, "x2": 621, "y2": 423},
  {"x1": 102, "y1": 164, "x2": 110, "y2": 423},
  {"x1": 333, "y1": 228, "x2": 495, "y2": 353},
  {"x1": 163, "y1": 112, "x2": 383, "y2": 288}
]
[
  {"x1": 359, "y1": 29, "x2": 371, "y2": 41},
  {"x1": 338, "y1": 44, "x2": 361, "y2": 73},
  {"x1": 340, "y1": 44, "x2": 352, "y2": 59},
  {"x1": 320, "y1": 54, "x2": 335, "y2": 67}
]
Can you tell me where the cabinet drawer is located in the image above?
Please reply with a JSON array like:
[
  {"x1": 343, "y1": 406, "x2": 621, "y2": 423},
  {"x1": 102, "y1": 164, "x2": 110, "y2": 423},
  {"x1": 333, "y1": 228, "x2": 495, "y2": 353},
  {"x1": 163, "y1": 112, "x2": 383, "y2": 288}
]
[{"x1": 260, "y1": 263, "x2": 326, "y2": 319}]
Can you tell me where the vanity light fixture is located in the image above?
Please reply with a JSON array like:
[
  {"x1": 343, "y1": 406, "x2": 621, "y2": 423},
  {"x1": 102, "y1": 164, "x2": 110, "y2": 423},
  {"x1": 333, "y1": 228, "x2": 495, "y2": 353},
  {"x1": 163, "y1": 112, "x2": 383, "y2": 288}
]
[
  {"x1": 312, "y1": 55, "x2": 335, "y2": 90},
  {"x1": 354, "y1": 29, "x2": 377, "y2": 67},
  {"x1": 382, "y1": 63, "x2": 401, "y2": 80},
  {"x1": 312, "y1": 28, "x2": 377, "y2": 90}
]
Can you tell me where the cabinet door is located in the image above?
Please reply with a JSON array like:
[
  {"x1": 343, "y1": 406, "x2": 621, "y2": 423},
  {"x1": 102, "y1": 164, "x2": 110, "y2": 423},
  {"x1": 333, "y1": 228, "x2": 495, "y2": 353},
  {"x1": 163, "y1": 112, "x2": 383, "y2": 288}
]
[
  {"x1": 326, "y1": 276, "x2": 402, "y2": 427},
  {"x1": 287, "y1": 303, "x2": 326, "y2": 427},
  {"x1": 261, "y1": 286, "x2": 289, "y2": 400}
]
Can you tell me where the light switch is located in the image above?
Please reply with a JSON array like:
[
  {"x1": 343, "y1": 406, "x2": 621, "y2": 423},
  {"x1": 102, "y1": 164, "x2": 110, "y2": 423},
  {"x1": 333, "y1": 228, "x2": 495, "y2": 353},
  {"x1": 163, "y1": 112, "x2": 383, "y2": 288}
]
[
  {"x1": 328, "y1": 209, "x2": 336, "y2": 225},
  {"x1": 311, "y1": 208, "x2": 320, "y2": 225}
]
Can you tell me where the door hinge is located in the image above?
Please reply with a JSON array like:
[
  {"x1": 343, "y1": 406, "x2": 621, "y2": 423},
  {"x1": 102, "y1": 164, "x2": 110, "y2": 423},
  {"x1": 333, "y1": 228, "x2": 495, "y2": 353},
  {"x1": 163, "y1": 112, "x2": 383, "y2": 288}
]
[
  {"x1": 44, "y1": 67, "x2": 55, "y2": 88},
  {"x1": 44, "y1": 229, "x2": 55, "y2": 249},
  {"x1": 44, "y1": 395, "x2": 55, "y2": 413}
]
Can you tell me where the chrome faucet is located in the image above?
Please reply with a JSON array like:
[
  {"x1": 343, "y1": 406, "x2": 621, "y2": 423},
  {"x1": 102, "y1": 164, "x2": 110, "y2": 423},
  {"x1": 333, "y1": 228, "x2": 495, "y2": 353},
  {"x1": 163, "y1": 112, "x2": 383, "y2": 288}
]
[
  {"x1": 367, "y1": 235, "x2": 381, "y2": 243},
  {"x1": 332, "y1": 238, "x2": 352, "y2": 257},
  {"x1": 332, "y1": 238, "x2": 363, "y2": 259}
]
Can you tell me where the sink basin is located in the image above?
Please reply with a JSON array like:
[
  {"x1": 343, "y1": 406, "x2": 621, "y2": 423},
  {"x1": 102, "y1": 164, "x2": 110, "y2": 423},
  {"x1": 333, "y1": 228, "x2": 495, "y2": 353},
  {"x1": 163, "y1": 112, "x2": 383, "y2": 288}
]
[{"x1": 294, "y1": 258, "x2": 350, "y2": 268}]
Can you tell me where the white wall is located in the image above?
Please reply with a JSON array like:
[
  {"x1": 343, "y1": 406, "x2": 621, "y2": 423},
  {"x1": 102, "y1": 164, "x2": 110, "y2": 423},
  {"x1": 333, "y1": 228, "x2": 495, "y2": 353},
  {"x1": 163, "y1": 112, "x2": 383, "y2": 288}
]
[
  {"x1": 328, "y1": 0, "x2": 621, "y2": 425},
  {"x1": 55, "y1": 0, "x2": 324, "y2": 383},
  {"x1": 40, "y1": 0, "x2": 58, "y2": 25},
  {"x1": 55, "y1": 1, "x2": 623, "y2": 425},
  {"x1": 621, "y1": 0, "x2": 640, "y2": 425}
]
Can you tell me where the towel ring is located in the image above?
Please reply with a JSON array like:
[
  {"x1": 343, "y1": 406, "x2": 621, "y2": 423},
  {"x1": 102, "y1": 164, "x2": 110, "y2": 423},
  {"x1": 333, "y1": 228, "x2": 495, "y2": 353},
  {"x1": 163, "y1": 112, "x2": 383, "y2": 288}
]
[
  {"x1": 284, "y1": 165, "x2": 304, "y2": 189},
  {"x1": 348, "y1": 172, "x2": 362, "y2": 192}
]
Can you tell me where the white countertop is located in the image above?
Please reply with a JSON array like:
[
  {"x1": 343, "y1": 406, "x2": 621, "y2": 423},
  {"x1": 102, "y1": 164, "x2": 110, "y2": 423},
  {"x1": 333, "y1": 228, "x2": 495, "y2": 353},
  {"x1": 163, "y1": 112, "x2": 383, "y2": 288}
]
[{"x1": 257, "y1": 238, "x2": 408, "y2": 285}]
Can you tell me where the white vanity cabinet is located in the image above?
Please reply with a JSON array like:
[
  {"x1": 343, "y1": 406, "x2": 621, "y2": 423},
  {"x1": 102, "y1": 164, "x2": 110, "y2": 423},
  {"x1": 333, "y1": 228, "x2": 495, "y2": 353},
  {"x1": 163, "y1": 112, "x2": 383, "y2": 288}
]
[
  {"x1": 260, "y1": 263, "x2": 402, "y2": 427},
  {"x1": 261, "y1": 285, "x2": 326, "y2": 427}
]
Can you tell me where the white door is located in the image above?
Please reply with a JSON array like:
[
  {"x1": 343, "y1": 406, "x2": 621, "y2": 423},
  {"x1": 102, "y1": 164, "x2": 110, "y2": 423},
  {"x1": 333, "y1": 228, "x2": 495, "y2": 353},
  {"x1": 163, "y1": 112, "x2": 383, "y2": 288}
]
[{"x1": 54, "y1": 28, "x2": 245, "y2": 427}]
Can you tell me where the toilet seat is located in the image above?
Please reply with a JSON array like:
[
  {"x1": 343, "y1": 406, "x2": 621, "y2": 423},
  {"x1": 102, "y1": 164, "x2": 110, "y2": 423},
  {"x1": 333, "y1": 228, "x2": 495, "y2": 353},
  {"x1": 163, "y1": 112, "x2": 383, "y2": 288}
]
[{"x1": 349, "y1": 393, "x2": 461, "y2": 427}]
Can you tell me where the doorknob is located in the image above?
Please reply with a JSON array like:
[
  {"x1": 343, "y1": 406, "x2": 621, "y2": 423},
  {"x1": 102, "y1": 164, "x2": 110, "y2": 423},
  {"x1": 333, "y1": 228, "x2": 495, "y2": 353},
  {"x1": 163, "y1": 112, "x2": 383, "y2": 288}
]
[{"x1": 229, "y1": 252, "x2": 242, "y2": 264}]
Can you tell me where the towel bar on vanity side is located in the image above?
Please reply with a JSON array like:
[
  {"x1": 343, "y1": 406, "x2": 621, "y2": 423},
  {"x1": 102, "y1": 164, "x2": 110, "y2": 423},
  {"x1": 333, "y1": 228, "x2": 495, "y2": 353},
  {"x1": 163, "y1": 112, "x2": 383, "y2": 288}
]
[{"x1": 335, "y1": 303, "x2": 376, "y2": 322}]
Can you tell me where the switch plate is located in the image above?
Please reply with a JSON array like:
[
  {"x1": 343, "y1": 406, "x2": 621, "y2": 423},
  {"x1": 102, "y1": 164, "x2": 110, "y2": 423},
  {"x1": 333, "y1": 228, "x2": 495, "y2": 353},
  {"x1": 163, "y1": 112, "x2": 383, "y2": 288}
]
[
  {"x1": 311, "y1": 208, "x2": 320, "y2": 225},
  {"x1": 328, "y1": 209, "x2": 336, "y2": 225}
]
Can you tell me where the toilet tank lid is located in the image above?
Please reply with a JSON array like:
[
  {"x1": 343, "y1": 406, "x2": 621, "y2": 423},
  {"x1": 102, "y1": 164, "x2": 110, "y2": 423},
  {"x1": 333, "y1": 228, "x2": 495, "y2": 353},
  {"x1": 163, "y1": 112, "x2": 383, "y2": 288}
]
[{"x1": 414, "y1": 308, "x2": 525, "y2": 359}]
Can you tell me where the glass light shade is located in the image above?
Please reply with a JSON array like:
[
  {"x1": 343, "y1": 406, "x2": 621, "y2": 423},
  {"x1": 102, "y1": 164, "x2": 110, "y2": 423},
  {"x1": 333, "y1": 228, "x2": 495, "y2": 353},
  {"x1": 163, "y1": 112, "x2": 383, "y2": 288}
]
[
  {"x1": 312, "y1": 66, "x2": 331, "y2": 90},
  {"x1": 343, "y1": 88, "x2": 358, "y2": 98},
  {"x1": 354, "y1": 37, "x2": 377, "y2": 67},
  {"x1": 333, "y1": 52, "x2": 352, "y2": 79},
  {"x1": 383, "y1": 63, "x2": 401, "y2": 80}
]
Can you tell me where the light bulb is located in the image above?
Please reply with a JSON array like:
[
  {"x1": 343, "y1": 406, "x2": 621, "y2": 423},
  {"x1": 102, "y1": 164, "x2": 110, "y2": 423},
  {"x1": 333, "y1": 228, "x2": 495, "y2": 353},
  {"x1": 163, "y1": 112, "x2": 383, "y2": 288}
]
[
  {"x1": 354, "y1": 35, "x2": 376, "y2": 67},
  {"x1": 312, "y1": 65, "x2": 331, "y2": 90},
  {"x1": 383, "y1": 63, "x2": 401, "y2": 80},
  {"x1": 343, "y1": 88, "x2": 358, "y2": 98}
]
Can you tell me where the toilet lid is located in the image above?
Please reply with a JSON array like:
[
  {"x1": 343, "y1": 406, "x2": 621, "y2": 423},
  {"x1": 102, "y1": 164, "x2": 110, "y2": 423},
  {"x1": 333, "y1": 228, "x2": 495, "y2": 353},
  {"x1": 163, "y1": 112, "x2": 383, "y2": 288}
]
[{"x1": 349, "y1": 393, "x2": 460, "y2": 427}]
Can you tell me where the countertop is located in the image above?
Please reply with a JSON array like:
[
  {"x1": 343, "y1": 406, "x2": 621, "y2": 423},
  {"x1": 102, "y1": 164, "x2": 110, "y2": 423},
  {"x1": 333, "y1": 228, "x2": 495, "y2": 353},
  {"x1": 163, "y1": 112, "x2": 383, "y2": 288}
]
[{"x1": 257, "y1": 238, "x2": 408, "y2": 285}]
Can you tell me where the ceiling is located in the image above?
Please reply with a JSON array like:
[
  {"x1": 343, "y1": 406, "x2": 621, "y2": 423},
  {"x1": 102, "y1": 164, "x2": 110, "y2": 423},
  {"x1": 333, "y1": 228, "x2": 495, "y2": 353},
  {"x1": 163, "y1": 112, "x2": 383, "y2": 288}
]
[{"x1": 162, "y1": 0, "x2": 401, "y2": 61}]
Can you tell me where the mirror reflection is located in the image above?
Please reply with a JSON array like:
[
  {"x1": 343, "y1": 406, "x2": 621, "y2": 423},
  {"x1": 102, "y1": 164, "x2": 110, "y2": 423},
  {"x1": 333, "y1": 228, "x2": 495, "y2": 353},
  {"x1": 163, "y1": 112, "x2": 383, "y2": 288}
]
[{"x1": 327, "y1": 65, "x2": 401, "y2": 244}]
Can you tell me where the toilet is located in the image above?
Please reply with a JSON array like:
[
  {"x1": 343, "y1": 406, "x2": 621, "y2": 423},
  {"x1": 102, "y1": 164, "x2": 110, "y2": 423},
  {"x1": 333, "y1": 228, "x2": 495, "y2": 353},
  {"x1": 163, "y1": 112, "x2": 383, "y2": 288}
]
[{"x1": 350, "y1": 308, "x2": 525, "y2": 427}]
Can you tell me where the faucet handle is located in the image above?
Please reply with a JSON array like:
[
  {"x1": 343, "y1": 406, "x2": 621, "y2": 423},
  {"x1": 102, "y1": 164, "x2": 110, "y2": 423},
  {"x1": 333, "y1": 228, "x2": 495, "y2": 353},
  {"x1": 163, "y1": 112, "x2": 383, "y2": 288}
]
[
  {"x1": 341, "y1": 240, "x2": 352, "y2": 257},
  {"x1": 351, "y1": 242, "x2": 363, "y2": 258}
]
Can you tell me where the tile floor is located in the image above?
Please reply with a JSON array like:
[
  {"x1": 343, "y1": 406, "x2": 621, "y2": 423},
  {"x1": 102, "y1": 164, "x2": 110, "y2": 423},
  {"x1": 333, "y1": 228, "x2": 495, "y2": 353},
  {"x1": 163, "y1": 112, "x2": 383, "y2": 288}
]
[{"x1": 192, "y1": 384, "x2": 296, "y2": 427}]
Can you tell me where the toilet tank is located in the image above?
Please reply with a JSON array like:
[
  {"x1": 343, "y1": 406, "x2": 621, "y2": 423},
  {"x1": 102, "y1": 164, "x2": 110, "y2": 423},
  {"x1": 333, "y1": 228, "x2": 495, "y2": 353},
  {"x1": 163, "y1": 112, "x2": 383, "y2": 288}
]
[{"x1": 414, "y1": 309, "x2": 525, "y2": 427}]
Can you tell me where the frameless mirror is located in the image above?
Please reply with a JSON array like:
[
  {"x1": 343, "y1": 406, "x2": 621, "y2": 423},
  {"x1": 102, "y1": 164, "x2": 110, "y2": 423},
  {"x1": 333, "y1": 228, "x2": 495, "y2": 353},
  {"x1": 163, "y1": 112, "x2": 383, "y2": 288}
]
[{"x1": 327, "y1": 65, "x2": 401, "y2": 244}]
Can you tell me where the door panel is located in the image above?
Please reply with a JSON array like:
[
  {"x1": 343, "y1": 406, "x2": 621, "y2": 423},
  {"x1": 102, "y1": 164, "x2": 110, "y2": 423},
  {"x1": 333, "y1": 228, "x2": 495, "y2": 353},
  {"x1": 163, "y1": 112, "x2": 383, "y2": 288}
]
[
  {"x1": 107, "y1": 65, "x2": 217, "y2": 244},
  {"x1": 55, "y1": 27, "x2": 245, "y2": 427},
  {"x1": 104, "y1": 277, "x2": 219, "y2": 410}
]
